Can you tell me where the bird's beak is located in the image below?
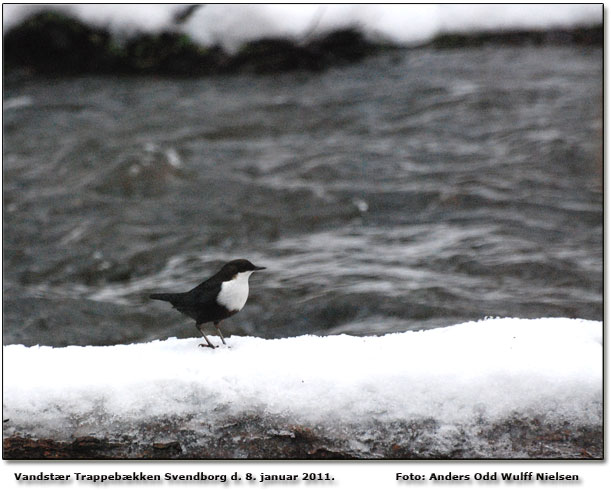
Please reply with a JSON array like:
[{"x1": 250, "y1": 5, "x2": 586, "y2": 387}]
[{"x1": 254, "y1": 266, "x2": 266, "y2": 271}]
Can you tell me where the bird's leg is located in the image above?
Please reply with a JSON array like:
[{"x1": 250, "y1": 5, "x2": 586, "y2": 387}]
[
  {"x1": 214, "y1": 321, "x2": 227, "y2": 345},
  {"x1": 196, "y1": 323, "x2": 216, "y2": 349}
]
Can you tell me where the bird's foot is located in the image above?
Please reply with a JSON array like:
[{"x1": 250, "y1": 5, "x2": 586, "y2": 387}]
[{"x1": 198, "y1": 343, "x2": 216, "y2": 349}]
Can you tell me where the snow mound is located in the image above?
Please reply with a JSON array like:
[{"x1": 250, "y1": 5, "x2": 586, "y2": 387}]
[{"x1": 3, "y1": 318, "x2": 602, "y2": 457}]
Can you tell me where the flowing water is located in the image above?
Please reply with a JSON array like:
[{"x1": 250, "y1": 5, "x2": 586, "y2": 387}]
[{"x1": 2, "y1": 46, "x2": 602, "y2": 347}]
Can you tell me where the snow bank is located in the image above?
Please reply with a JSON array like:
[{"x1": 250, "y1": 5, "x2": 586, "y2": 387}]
[
  {"x1": 182, "y1": 4, "x2": 602, "y2": 51},
  {"x1": 3, "y1": 317, "x2": 601, "y2": 457}
]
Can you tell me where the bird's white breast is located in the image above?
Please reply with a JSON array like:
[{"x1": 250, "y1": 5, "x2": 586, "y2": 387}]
[{"x1": 217, "y1": 271, "x2": 252, "y2": 312}]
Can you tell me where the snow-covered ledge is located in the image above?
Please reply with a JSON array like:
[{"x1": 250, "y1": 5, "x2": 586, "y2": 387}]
[{"x1": 3, "y1": 318, "x2": 602, "y2": 459}]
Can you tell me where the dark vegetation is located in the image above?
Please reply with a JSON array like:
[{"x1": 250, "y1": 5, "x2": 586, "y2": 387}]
[
  {"x1": 3, "y1": 11, "x2": 602, "y2": 78},
  {"x1": 431, "y1": 26, "x2": 603, "y2": 48},
  {"x1": 3, "y1": 11, "x2": 382, "y2": 77}
]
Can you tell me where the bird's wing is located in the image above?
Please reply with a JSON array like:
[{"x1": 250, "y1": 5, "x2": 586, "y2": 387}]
[
  {"x1": 163, "y1": 281, "x2": 220, "y2": 322},
  {"x1": 183, "y1": 280, "x2": 222, "y2": 306}
]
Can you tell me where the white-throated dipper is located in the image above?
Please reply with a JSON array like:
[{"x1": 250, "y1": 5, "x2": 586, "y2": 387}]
[{"x1": 150, "y1": 259, "x2": 265, "y2": 348}]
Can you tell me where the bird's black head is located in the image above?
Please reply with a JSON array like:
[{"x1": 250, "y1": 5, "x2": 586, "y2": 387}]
[{"x1": 221, "y1": 259, "x2": 266, "y2": 275}]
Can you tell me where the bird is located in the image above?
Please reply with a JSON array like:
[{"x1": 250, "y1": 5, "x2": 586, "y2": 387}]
[{"x1": 150, "y1": 259, "x2": 265, "y2": 348}]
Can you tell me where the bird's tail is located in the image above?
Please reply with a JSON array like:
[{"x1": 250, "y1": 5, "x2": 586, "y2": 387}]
[{"x1": 149, "y1": 293, "x2": 180, "y2": 303}]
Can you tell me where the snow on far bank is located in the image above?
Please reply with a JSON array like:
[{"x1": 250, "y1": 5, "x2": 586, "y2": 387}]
[
  {"x1": 2, "y1": 318, "x2": 601, "y2": 443},
  {"x1": 2, "y1": 4, "x2": 602, "y2": 51}
]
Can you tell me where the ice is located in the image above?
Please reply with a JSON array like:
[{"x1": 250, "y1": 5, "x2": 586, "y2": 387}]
[
  {"x1": 3, "y1": 5, "x2": 602, "y2": 51},
  {"x1": 3, "y1": 317, "x2": 602, "y2": 454}
]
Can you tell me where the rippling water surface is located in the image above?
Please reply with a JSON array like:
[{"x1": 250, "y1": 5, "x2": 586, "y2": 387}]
[{"x1": 3, "y1": 46, "x2": 602, "y2": 346}]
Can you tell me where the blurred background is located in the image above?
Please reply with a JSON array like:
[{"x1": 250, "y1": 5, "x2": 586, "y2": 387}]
[{"x1": 2, "y1": 5, "x2": 603, "y2": 347}]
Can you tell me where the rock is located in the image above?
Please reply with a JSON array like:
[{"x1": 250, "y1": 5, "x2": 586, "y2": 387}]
[{"x1": 3, "y1": 416, "x2": 602, "y2": 459}]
